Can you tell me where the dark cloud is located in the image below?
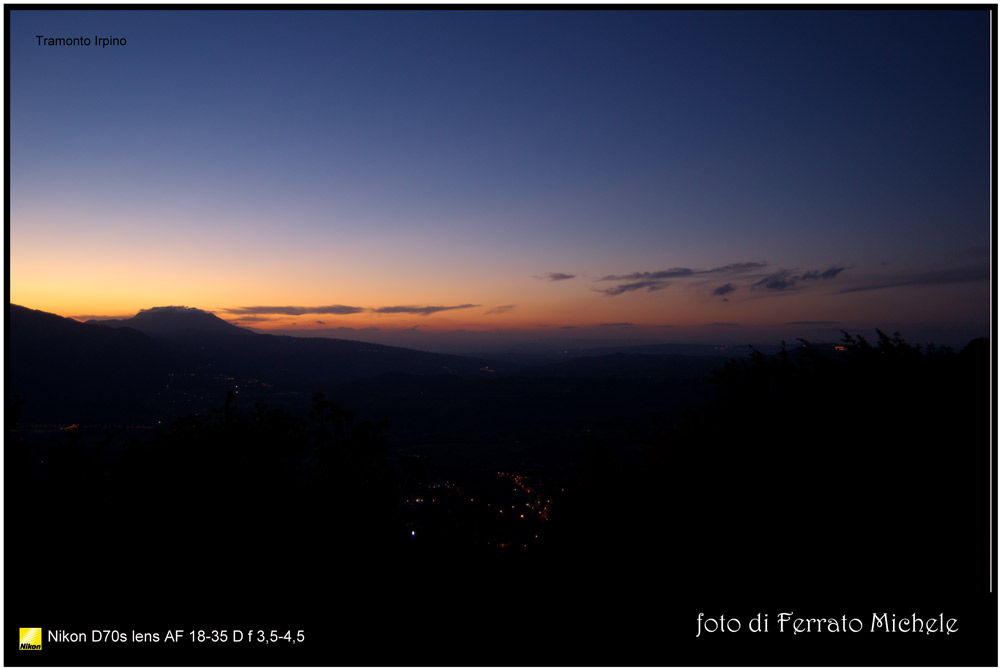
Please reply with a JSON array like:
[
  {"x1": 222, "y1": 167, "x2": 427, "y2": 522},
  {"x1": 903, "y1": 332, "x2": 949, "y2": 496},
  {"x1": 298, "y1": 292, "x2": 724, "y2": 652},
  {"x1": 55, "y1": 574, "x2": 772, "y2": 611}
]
[
  {"x1": 834, "y1": 266, "x2": 987, "y2": 294},
  {"x1": 600, "y1": 268, "x2": 694, "y2": 281},
  {"x1": 601, "y1": 262, "x2": 768, "y2": 282},
  {"x1": 820, "y1": 266, "x2": 845, "y2": 279},
  {"x1": 797, "y1": 266, "x2": 846, "y2": 281},
  {"x1": 560, "y1": 325, "x2": 577, "y2": 329},
  {"x1": 223, "y1": 305, "x2": 365, "y2": 316},
  {"x1": 246, "y1": 325, "x2": 382, "y2": 336},
  {"x1": 703, "y1": 262, "x2": 768, "y2": 274},
  {"x1": 707, "y1": 322, "x2": 739, "y2": 327},
  {"x1": 485, "y1": 304, "x2": 516, "y2": 315},
  {"x1": 596, "y1": 280, "x2": 669, "y2": 296},
  {"x1": 600, "y1": 322, "x2": 634, "y2": 328},
  {"x1": 226, "y1": 303, "x2": 483, "y2": 317},
  {"x1": 754, "y1": 271, "x2": 796, "y2": 291},
  {"x1": 373, "y1": 304, "x2": 480, "y2": 316},
  {"x1": 597, "y1": 261, "x2": 840, "y2": 297},
  {"x1": 754, "y1": 266, "x2": 846, "y2": 291},
  {"x1": 537, "y1": 272, "x2": 575, "y2": 281},
  {"x1": 229, "y1": 315, "x2": 277, "y2": 323},
  {"x1": 315, "y1": 320, "x2": 325, "y2": 325},
  {"x1": 597, "y1": 261, "x2": 771, "y2": 297}
]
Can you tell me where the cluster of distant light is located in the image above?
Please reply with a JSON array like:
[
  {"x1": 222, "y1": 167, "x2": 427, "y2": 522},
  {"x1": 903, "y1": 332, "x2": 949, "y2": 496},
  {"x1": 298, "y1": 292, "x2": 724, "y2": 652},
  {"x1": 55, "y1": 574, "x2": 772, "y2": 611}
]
[{"x1": 402, "y1": 472, "x2": 556, "y2": 550}]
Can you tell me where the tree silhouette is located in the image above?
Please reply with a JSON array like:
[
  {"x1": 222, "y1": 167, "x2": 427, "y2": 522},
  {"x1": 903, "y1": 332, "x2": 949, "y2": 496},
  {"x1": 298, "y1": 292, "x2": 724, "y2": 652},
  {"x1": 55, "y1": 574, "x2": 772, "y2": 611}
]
[{"x1": 548, "y1": 332, "x2": 989, "y2": 593}]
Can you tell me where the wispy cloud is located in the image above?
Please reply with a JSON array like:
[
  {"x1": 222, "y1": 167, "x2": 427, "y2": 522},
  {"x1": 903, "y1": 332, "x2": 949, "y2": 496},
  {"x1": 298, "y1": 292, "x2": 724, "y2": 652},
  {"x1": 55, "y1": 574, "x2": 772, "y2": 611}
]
[
  {"x1": 596, "y1": 280, "x2": 670, "y2": 296},
  {"x1": 372, "y1": 304, "x2": 480, "y2": 316},
  {"x1": 600, "y1": 322, "x2": 634, "y2": 328},
  {"x1": 222, "y1": 303, "x2": 482, "y2": 318},
  {"x1": 705, "y1": 262, "x2": 769, "y2": 275},
  {"x1": 250, "y1": 325, "x2": 381, "y2": 335},
  {"x1": 834, "y1": 266, "x2": 987, "y2": 294},
  {"x1": 222, "y1": 305, "x2": 365, "y2": 316},
  {"x1": 600, "y1": 262, "x2": 767, "y2": 283},
  {"x1": 600, "y1": 268, "x2": 694, "y2": 281},
  {"x1": 707, "y1": 322, "x2": 739, "y2": 327},
  {"x1": 536, "y1": 272, "x2": 576, "y2": 281},
  {"x1": 753, "y1": 266, "x2": 846, "y2": 291},
  {"x1": 597, "y1": 261, "x2": 770, "y2": 297},
  {"x1": 228, "y1": 315, "x2": 278, "y2": 323},
  {"x1": 803, "y1": 265, "x2": 845, "y2": 280},
  {"x1": 484, "y1": 304, "x2": 516, "y2": 315},
  {"x1": 753, "y1": 271, "x2": 796, "y2": 291}
]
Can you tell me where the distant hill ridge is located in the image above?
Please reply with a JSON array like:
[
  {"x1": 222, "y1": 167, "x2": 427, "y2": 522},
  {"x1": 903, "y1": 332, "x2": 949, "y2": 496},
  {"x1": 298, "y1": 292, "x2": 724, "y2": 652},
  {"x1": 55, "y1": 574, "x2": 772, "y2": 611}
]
[
  {"x1": 9, "y1": 303, "x2": 487, "y2": 424},
  {"x1": 87, "y1": 305, "x2": 253, "y2": 337}
]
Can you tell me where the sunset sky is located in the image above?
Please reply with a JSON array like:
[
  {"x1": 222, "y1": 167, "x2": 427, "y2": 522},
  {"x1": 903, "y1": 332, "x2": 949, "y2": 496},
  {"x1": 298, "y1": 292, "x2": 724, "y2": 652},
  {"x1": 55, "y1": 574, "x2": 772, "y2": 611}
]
[{"x1": 9, "y1": 9, "x2": 992, "y2": 351}]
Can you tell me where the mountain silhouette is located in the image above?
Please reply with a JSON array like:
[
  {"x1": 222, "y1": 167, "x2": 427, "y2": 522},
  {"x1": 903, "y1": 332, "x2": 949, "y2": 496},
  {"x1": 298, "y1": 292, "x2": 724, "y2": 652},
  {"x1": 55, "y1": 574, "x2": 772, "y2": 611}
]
[
  {"x1": 9, "y1": 303, "x2": 485, "y2": 424},
  {"x1": 87, "y1": 305, "x2": 253, "y2": 337},
  {"x1": 9, "y1": 304, "x2": 170, "y2": 423}
]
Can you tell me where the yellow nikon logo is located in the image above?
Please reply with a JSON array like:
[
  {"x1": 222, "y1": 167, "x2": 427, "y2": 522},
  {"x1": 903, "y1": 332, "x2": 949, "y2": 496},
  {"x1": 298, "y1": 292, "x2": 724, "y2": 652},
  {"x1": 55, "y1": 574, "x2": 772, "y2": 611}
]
[{"x1": 19, "y1": 628, "x2": 42, "y2": 650}]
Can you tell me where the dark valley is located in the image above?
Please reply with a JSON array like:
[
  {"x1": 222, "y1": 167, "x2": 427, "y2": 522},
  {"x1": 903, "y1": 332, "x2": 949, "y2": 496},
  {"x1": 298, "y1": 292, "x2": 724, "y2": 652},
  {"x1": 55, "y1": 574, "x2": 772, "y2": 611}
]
[{"x1": 6, "y1": 304, "x2": 992, "y2": 666}]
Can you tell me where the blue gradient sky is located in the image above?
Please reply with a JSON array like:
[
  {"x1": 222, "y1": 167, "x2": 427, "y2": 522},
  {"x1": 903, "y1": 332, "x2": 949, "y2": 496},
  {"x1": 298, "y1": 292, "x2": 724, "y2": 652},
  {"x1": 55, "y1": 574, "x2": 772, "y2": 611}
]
[{"x1": 9, "y1": 9, "x2": 992, "y2": 351}]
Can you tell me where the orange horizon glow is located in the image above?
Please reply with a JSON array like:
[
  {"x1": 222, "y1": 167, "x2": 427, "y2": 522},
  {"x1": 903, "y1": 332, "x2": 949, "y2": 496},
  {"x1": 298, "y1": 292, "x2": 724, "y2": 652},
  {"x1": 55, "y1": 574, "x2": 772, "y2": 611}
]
[
  {"x1": 8, "y1": 9, "x2": 990, "y2": 353},
  {"x1": 11, "y1": 262, "x2": 988, "y2": 345}
]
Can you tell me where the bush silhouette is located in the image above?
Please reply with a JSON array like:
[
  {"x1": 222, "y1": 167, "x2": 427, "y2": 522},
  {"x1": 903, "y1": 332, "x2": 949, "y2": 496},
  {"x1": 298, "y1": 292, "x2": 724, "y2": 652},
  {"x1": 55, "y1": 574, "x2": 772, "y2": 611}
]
[{"x1": 549, "y1": 332, "x2": 989, "y2": 592}]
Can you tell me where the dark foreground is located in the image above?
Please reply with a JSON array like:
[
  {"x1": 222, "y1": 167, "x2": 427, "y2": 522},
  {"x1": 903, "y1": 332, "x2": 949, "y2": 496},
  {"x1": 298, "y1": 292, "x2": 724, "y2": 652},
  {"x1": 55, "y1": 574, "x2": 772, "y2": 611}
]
[{"x1": 5, "y1": 333, "x2": 995, "y2": 666}]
